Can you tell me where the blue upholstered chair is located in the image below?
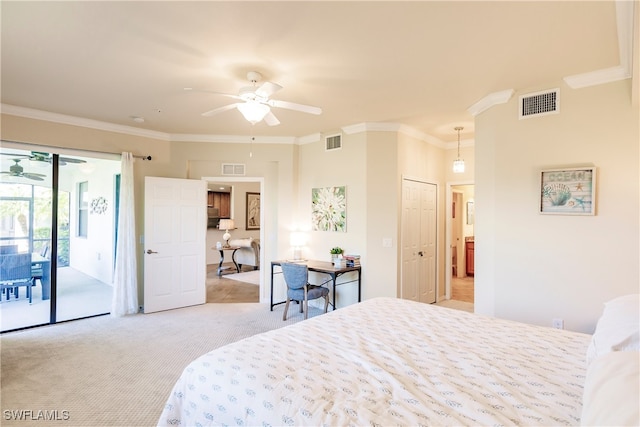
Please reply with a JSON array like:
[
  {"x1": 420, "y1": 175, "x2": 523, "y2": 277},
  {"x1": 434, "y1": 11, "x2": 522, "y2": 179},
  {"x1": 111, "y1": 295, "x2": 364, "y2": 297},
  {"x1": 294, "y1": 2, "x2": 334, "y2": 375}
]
[
  {"x1": 281, "y1": 262, "x2": 329, "y2": 320},
  {"x1": 0, "y1": 253, "x2": 34, "y2": 303}
]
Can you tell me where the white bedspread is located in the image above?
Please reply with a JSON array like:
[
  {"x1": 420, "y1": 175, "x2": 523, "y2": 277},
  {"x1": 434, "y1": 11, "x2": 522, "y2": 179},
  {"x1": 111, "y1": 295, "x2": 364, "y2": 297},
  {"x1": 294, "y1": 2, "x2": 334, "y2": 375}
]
[{"x1": 158, "y1": 297, "x2": 590, "y2": 426}]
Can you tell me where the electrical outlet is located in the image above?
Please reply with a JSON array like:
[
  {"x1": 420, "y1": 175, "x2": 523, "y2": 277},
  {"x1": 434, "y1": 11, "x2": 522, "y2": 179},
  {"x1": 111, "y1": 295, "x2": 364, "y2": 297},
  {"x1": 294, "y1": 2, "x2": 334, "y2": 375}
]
[
  {"x1": 382, "y1": 238, "x2": 392, "y2": 248},
  {"x1": 552, "y1": 318, "x2": 564, "y2": 329}
]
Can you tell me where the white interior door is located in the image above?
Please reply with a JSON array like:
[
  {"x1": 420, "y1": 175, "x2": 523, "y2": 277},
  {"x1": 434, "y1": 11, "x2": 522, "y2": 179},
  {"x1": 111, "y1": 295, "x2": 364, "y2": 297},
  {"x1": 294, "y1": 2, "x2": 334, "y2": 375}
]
[
  {"x1": 143, "y1": 177, "x2": 207, "y2": 313},
  {"x1": 401, "y1": 178, "x2": 437, "y2": 303}
]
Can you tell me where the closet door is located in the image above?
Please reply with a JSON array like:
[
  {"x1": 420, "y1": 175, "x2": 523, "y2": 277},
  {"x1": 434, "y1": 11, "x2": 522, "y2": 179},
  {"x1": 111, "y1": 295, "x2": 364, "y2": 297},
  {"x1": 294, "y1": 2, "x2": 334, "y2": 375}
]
[{"x1": 401, "y1": 178, "x2": 437, "y2": 304}]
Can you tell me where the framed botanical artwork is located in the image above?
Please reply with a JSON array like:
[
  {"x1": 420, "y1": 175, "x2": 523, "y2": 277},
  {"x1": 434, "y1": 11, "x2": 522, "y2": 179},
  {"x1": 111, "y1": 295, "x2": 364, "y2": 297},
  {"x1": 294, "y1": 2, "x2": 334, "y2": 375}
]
[
  {"x1": 246, "y1": 192, "x2": 260, "y2": 230},
  {"x1": 311, "y1": 186, "x2": 347, "y2": 232},
  {"x1": 540, "y1": 167, "x2": 596, "y2": 215}
]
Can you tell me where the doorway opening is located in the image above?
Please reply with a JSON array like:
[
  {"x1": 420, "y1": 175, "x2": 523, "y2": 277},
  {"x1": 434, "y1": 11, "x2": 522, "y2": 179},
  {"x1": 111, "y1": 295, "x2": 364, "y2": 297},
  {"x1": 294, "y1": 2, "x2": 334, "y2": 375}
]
[
  {"x1": 446, "y1": 183, "x2": 474, "y2": 304},
  {"x1": 202, "y1": 176, "x2": 264, "y2": 304}
]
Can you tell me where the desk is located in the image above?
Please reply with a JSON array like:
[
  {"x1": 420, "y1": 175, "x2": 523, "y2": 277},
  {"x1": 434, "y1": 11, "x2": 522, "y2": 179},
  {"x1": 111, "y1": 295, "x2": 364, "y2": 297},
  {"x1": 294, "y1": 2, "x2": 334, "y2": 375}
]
[
  {"x1": 31, "y1": 253, "x2": 51, "y2": 300},
  {"x1": 270, "y1": 260, "x2": 361, "y2": 311},
  {"x1": 217, "y1": 246, "x2": 241, "y2": 276}
]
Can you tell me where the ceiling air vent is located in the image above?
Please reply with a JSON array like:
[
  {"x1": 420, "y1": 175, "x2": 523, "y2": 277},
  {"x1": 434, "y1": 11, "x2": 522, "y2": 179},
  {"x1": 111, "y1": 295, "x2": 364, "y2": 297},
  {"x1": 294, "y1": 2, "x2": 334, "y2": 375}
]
[
  {"x1": 221, "y1": 163, "x2": 245, "y2": 176},
  {"x1": 519, "y1": 88, "x2": 559, "y2": 119},
  {"x1": 325, "y1": 133, "x2": 342, "y2": 151}
]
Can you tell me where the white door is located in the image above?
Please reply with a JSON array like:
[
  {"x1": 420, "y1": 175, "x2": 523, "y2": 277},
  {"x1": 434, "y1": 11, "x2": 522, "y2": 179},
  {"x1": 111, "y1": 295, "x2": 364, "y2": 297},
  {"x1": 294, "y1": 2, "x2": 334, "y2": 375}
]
[
  {"x1": 401, "y1": 179, "x2": 437, "y2": 303},
  {"x1": 143, "y1": 177, "x2": 207, "y2": 313}
]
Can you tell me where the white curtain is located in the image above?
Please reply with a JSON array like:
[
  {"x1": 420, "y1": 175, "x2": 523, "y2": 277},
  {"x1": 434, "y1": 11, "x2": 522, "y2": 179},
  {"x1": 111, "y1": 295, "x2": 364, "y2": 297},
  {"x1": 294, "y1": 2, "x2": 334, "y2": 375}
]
[{"x1": 111, "y1": 152, "x2": 138, "y2": 317}]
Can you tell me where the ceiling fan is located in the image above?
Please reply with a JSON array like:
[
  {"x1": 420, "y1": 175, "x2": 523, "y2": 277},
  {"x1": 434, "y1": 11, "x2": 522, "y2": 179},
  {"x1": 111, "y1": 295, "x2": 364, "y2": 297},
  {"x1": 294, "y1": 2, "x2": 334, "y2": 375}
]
[
  {"x1": 0, "y1": 159, "x2": 46, "y2": 181},
  {"x1": 186, "y1": 71, "x2": 322, "y2": 126},
  {"x1": 0, "y1": 150, "x2": 86, "y2": 166}
]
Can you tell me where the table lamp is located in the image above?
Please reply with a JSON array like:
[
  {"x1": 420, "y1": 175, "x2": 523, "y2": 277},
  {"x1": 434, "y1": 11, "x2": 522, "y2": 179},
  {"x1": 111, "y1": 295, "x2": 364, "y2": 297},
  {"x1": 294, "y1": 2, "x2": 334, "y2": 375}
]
[
  {"x1": 289, "y1": 231, "x2": 307, "y2": 261},
  {"x1": 219, "y1": 219, "x2": 235, "y2": 247}
]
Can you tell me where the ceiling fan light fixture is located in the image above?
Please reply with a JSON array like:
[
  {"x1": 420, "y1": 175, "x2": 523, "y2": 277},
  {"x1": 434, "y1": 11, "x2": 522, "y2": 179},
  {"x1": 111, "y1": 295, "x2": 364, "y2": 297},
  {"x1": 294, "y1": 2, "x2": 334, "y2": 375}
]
[{"x1": 237, "y1": 101, "x2": 270, "y2": 124}]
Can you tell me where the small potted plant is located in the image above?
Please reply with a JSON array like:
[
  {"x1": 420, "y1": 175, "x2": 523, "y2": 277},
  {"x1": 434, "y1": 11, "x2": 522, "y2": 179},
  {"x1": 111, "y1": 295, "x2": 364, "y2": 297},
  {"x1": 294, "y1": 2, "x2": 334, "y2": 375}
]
[{"x1": 330, "y1": 246, "x2": 344, "y2": 264}]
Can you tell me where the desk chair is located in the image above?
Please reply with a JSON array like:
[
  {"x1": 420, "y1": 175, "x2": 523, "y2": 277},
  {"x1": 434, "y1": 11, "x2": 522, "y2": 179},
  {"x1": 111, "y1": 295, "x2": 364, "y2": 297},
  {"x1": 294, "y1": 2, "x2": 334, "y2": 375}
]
[
  {"x1": 281, "y1": 262, "x2": 329, "y2": 320},
  {"x1": 0, "y1": 253, "x2": 34, "y2": 303}
]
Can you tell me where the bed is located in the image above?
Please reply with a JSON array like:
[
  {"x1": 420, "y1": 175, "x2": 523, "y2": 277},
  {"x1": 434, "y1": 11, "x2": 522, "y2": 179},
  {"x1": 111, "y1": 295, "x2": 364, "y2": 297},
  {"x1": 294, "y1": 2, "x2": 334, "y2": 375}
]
[{"x1": 158, "y1": 296, "x2": 639, "y2": 426}]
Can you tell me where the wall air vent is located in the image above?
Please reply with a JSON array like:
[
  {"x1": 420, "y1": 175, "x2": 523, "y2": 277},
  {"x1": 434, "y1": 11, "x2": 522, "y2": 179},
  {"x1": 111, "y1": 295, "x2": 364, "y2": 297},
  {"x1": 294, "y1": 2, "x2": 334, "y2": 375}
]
[
  {"x1": 519, "y1": 88, "x2": 559, "y2": 119},
  {"x1": 325, "y1": 133, "x2": 342, "y2": 151},
  {"x1": 221, "y1": 163, "x2": 245, "y2": 176}
]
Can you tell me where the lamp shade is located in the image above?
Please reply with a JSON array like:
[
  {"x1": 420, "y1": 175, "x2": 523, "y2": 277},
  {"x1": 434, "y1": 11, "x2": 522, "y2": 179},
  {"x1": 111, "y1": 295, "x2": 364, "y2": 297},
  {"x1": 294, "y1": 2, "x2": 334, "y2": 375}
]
[
  {"x1": 289, "y1": 232, "x2": 307, "y2": 247},
  {"x1": 453, "y1": 159, "x2": 465, "y2": 173},
  {"x1": 237, "y1": 101, "x2": 270, "y2": 124},
  {"x1": 218, "y1": 219, "x2": 235, "y2": 231}
]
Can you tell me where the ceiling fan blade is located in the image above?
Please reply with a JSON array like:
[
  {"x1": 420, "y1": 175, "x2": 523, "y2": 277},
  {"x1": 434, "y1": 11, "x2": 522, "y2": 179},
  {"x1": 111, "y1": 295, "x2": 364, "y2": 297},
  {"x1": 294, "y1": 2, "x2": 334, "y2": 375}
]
[
  {"x1": 269, "y1": 99, "x2": 322, "y2": 115},
  {"x1": 0, "y1": 152, "x2": 30, "y2": 159},
  {"x1": 255, "y1": 82, "x2": 282, "y2": 99},
  {"x1": 59, "y1": 156, "x2": 86, "y2": 164},
  {"x1": 263, "y1": 111, "x2": 280, "y2": 126},
  {"x1": 22, "y1": 173, "x2": 45, "y2": 181},
  {"x1": 185, "y1": 87, "x2": 242, "y2": 101},
  {"x1": 201, "y1": 103, "x2": 240, "y2": 117}
]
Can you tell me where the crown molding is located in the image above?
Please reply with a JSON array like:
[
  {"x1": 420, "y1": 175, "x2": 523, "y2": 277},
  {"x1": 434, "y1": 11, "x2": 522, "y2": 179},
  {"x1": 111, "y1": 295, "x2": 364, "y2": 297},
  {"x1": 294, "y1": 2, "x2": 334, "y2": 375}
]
[
  {"x1": 564, "y1": 1, "x2": 634, "y2": 89},
  {"x1": 563, "y1": 65, "x2": 630, "y2": 89},
  {"x1": 467, "y1": 89, "x2": 515, "y2": 116},
  {"x1": 1, "y1": 104, "x2": 171, "y2": 141},
  {"x1": 170, "y1": 133, "x2": 296, "y2": 144},
  {"x1": 341, "y1": 122, "x2": 448, "y2": 148},
  {"x1": 2, "y1": 104, "x2": 459, "y2": 149},
  {"x1": 297, "y1": 133, "x2": 322, "y2": 145}
]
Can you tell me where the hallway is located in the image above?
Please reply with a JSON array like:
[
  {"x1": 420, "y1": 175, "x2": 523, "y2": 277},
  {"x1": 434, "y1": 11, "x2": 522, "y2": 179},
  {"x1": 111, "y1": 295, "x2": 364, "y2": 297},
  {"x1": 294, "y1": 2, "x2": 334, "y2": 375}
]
[{"x1": 451, "y1": 275, "x2": 474, "y2": 303}]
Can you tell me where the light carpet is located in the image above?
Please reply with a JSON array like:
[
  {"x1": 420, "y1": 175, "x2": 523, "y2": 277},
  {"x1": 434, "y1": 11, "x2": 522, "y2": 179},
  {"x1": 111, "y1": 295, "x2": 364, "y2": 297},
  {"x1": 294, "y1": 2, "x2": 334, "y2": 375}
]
[
  {"x1": 1, "y1": 298, "x2": 472, "y2": 427},
  {"x1": 0, "y1": 302, "x2": 312, "y2": 427},
  {"x1": 222, "y1": 269, "x2": 260, "y2": 285}
]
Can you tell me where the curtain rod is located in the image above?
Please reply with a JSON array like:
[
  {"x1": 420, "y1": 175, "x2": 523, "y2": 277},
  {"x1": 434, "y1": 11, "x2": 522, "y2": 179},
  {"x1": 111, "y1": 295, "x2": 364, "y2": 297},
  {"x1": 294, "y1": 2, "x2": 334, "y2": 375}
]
[{"x1": 0, "y1": 139, "x2": 152, "y2": 161}]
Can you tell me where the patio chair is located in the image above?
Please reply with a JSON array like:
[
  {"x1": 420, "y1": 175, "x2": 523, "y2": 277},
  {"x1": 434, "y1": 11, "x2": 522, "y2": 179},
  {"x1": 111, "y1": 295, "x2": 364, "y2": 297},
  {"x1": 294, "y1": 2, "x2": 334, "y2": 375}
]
[
  {"x1": 0, "y1": 253, "x2": 34, "y2": 304},
  {"x1": 31, "y1": 242, "x2": 49, "y2": 286}
]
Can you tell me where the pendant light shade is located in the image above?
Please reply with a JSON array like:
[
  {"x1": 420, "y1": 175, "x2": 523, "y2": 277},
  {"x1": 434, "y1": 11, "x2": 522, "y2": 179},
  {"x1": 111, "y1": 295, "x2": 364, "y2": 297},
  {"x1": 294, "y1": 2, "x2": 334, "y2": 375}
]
[{"x1": 453, "y1": 126, "x2": 465, "y2": 173}]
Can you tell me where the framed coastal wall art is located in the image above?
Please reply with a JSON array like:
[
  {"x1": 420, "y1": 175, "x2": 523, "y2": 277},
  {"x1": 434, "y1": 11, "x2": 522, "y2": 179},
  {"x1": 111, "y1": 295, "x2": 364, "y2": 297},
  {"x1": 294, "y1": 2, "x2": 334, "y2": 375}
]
[
  {"x1": 311, "y1": 186, "x2": 347, "y2": 232},
  {"x1": 540, "y1": 167, "x2": 596, "y2": 215}
]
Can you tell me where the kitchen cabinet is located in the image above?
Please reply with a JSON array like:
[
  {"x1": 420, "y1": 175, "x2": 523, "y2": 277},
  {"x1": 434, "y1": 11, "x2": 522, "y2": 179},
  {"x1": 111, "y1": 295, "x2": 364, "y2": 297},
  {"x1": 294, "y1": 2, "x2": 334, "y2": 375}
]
[
  {"x1": 208, "y1": 191, "x2": 231, "y2": 218},
  {"x1": 465, "y1": 240, "x2": 474, "y2": 276}
]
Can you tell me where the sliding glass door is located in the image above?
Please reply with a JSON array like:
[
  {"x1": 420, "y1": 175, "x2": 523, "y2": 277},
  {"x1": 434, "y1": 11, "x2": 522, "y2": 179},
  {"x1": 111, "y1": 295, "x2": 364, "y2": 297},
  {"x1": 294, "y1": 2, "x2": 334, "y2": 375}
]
[{"x1": 0, "y1": 146, "x2": 120, "y2": 332}]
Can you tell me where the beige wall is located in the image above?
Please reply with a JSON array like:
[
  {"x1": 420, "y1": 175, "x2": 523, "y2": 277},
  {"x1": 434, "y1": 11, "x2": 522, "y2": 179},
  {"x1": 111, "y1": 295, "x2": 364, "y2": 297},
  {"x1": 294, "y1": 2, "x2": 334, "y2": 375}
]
[
  {"x1": 296, "y1": 132, "x2": 367, "y2": 307},
  {"x1": 475, "y1": 79, "x2": 639, "y2": 333},
  {"x1": 11, "y1": 80, "x2": 636, "y2": 335},
  {"x1": 397, "y1": 131, "x2": 447, "y2": 298}
]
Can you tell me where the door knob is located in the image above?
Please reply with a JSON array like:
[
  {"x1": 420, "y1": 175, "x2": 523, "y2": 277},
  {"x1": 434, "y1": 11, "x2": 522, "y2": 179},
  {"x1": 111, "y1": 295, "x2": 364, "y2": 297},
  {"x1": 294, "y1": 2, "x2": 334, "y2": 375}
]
[
  {"x1": 418, "y1": 251, "x2": 424, "y2": 256},
  {"x1": 146, "y1": 249, "x2": 158, "y2": 254}
]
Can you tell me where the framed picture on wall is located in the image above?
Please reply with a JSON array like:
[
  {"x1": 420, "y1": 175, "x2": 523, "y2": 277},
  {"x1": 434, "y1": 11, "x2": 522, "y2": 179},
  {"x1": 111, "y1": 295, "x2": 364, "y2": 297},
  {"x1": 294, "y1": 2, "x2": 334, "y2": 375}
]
[
  {"x1": 540, "y1": 167, "x2": 596, "y2": 215},
  {"x1": 311, "y1": 186, "x2": 347, "y2": 232},
  {"x1": 246, "y1": 192, "x2": 260, "y2": 230}
]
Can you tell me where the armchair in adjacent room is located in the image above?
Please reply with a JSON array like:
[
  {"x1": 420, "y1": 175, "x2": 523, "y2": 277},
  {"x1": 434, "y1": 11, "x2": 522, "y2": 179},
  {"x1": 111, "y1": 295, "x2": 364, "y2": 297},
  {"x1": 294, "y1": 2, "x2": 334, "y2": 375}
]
[{"x1": 228, "y1": 238, "x2": 260, "y2": 271}]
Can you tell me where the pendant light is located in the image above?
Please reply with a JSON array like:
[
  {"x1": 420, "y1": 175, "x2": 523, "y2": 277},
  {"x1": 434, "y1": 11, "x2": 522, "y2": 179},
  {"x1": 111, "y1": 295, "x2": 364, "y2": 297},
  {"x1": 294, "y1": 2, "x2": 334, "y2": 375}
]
[{"x1": 453, "y1": 126, "x2": 465, "y2": 173}]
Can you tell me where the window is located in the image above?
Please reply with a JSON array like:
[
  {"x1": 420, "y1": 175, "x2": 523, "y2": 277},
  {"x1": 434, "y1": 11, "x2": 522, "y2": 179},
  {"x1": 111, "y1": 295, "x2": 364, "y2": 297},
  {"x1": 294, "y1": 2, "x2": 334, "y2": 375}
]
[{"x1": 78, "y1": 181, "x2": 88, "y2": 237}]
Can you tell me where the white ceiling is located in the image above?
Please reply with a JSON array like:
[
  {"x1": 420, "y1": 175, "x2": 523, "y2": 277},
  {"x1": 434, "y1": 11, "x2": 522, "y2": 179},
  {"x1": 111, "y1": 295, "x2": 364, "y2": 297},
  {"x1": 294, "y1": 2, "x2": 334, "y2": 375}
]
[{"x1": 0, "y1": 1, "x2": 629, "y2": 144}]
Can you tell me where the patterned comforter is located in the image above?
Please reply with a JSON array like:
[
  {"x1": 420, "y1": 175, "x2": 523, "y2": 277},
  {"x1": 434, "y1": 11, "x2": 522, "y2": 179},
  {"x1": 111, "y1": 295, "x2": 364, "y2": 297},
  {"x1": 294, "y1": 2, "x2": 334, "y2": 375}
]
[{"x1": 158, "y1": 297, "x2": 591, "y2": 426}]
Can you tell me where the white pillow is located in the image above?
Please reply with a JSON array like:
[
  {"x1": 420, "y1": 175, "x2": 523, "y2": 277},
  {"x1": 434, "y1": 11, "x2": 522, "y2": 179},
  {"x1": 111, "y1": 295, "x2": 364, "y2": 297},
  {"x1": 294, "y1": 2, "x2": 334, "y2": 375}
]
[
  {"x1": 586, "y1": 294, "x2": 640, "y2": 365},
  {"x1": 581, "y1": 351, "x2": 640, "y2": 426}
]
